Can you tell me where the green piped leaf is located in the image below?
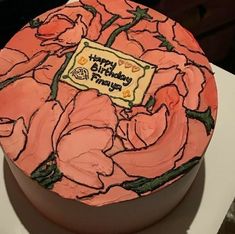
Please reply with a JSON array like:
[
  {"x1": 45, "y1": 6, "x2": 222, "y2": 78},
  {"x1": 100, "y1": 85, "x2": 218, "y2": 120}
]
[
  {"x1": 160, "y1": 42, "x2": 174, "y2": 52},
  {"x1": 122, "y1": 157, "x2": 200, "y2": 195},
  {"x1": 186, "y1": 107, "x2": 215, "y2": 135},
  {"x1": 83, "y1": 4, "x2": 97, "y2": 16},
  {"x1": 29, "y1": 18, "x2": 43, "y2": 28},
  {"x1": 102, "y1": 14, "x2": 120, "y2": 31},
  {"x1": 31, "y1": 153, "x2": 63, "y2": 189},
  {"x1": 155, "y1": 34, "x2": 165, "y2": 41},
  {"x1": 156, "y1": 34, "x2": 174, "y2": 52},
  {"x1": 49, "y1": 51, "x2": 74, "y2": 100},
  {"x1": 105, "y1": 6, "x2": 152, "y2": 48},
  {"x1": 31, "y1": 163, "x2": 57, "y2": 180},
  {"x1": 127, "y1": 6, "x2": 152, "y2": 20},
  {"x1": 145, "y1": 96, "x2": 156, "y2": 109},
  {"x1": 39, "y1": 168, "x2": 63, "y2": 190},
  {"x1": 0, "y1": 76, "x2": 20, "y2": 91}
]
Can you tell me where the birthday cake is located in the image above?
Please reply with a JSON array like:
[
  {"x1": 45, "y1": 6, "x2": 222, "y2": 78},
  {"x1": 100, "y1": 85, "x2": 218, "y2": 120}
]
[{"x1": 0, "y1": 0, "x2": 217, "y2": 232}]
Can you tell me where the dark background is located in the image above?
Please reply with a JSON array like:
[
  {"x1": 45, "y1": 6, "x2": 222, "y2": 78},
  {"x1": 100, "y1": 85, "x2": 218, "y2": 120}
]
[
  {"x1": 136, "y1": 0, "x2": 235, "y2": 74},
  {"x1": 0, "y1": 0, "x2": 234, "y2": 74}
]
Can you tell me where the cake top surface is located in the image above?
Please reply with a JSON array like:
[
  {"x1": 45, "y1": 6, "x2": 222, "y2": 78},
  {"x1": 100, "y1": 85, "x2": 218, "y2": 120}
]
[{"x1": 0, "y1": 0, "x2": 217, "y2": 206}]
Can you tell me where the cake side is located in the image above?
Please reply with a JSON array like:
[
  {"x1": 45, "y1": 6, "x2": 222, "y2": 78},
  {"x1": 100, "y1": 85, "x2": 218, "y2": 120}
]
[{"x1": 0, "y1": 0, "x2": 217, "y2": 207}]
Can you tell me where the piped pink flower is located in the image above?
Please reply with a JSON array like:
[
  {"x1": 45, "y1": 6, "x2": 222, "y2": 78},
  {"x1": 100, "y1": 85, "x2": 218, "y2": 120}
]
[
  {"x1": 117, "y1": 106, "x2": 168, "y2": 150},
  {"x1": 53, "y1": 90, "x2": 118, "y2": 188},
  {"x1": 0, "y1": 118, "x2": 27, "y2": 161},
  {"x1": 37, "y1": 15, "x2": 86, "y2": 48},
  {"x1": 36, "y1": 6, "x2": 102, "y2": 50},
  {"x1": 113, "y1": 86, "x2": 188, "y2": 178}
]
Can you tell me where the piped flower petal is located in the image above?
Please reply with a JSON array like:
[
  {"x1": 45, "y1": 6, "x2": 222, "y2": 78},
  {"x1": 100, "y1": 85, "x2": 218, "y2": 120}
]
[
  {"x1": 57, "y1": 126, "x2": 114, "y2": 188},
  {"x1": 0, "y1": 118, "x2": 27, "y2": 160}
]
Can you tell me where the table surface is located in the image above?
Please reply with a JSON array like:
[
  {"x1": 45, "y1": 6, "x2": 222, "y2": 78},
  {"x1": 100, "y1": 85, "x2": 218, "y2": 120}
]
[{"x1": 0, "y1": 63, "x2": 235, "y2": 234}]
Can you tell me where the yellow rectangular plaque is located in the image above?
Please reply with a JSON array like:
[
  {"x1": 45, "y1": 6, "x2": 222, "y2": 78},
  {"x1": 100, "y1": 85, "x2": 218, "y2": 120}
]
[{"x1": 61, "y1": 38, "x2": 156, "y2": 108}]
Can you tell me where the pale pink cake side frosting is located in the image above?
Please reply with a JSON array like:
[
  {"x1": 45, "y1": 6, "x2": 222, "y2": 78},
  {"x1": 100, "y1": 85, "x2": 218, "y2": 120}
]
[{"x1": 0, "y1": 0, "x2": 217, "y2": 206}]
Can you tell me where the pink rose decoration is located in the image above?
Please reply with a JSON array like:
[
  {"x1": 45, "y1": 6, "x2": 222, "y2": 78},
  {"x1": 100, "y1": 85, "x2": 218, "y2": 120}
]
[
  {"x1": 36, "y1": 4, "x2": 102, "y2": 51},
  {"x1": 52, "y1": 90, "x2": 117, "y2": 188}
]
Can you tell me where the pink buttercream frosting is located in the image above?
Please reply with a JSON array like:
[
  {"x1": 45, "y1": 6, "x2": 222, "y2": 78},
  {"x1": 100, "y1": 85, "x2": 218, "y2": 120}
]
[{"x1": 0, "y1": 0, "x2": 217, "y2": 206}]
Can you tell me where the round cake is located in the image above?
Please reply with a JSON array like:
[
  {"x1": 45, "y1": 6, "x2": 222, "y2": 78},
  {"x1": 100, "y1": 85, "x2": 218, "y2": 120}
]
[{"x1": 0, "y1": 0, "x2": 217, "y2": 233}]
